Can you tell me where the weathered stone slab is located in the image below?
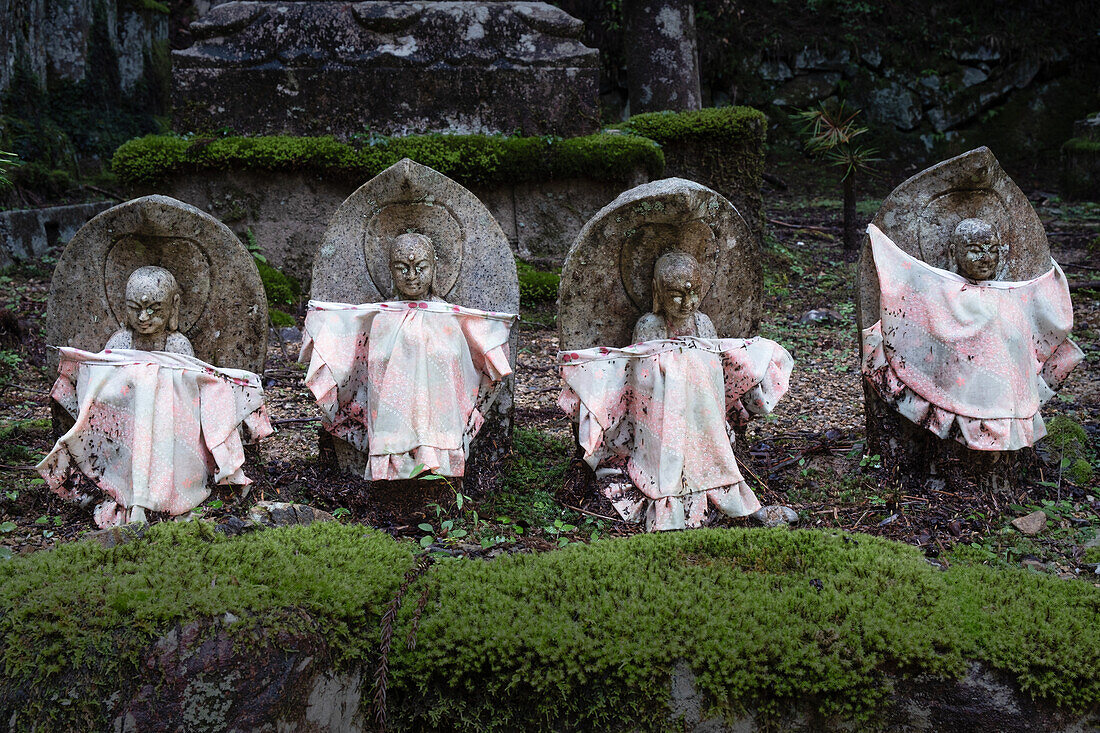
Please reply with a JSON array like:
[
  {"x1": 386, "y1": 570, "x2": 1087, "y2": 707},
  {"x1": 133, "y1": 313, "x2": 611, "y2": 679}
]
[
  {"x1": 558, "y1": 177, "x2": 761, "y2": 352},
  {"x1": 0, "y1": 201, "x2": 112, "y2": 270},
  {"x1": 856, "y1": 147, "x2": 1057, "y2": 492},
  {"x1": 173, "y1": 1, "x2": 599, "y2": 138},
  {"x1": 309, "y1": 158, "x2": 519, "y2": 491},
  {"x1": 133, "y1": 168, "x2": 649, "y2": 281},
  {"x1": 506, "y1": 172, "x2": 648, "y2": 266},
  {"x1": 45, "y1": 195, "x2": 268, "y2": 375}
]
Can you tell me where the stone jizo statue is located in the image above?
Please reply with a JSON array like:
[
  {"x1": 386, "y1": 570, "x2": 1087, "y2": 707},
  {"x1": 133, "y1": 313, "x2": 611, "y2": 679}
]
[
  {"x1": 301, "y1": 231, "x2": 517, "y2": 482},
  {"x1": 949, "y1": 218, "x2": 1003, "y2": 281},
  {"x1": 105, "y1": 266, "x2": 194, "y2": 355},
  {"x1": 633, "y1": 251, "x2": 718, "y2": 342},
  {"x1": 558, "y1": 246, "x2": 792, "y2": 531},
  {"x1": 306, "y1": 159, "x2": 520, "y2": 488},
  {"x1": 858, "y1": 149, "x2": 1084, "y2": 480}
]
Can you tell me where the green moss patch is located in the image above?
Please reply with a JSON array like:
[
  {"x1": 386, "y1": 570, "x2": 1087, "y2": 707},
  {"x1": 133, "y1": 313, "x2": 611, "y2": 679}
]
[
  {"x1": 613, "y1": 107, "x2": 768, "y2": 228},
  {"x1": 2, "y1": 524, "x2": 1097, "y2": 729},
  {"x1": 1063, "y1": 137, "x2": 1100, "y2": 155},
  {"x1": 614, "y1": 106, "x2": 767, "y2": 147},
  {"x1": 112, "y1": 132, "x2": 665, "y2": 188},
  {"x1": 0, "y1": 521, "x2": 413, "y2": 725},
  {"x1": 516, "y1": 259, "x2": 560, "y2": 308}
]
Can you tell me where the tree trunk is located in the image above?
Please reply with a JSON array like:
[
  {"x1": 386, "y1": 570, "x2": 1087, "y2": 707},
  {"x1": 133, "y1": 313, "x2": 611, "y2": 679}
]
[
  {"x1": 843, "y1": 174, "x2": 859, "y2": 251},
  {"x1": 623, "y1": 0, "x2": 702, "y2": 114}
]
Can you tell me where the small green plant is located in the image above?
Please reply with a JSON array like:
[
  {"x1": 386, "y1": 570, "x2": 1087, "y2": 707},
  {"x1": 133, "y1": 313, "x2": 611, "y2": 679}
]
[
  {"x1": 0, "y1": 521, "x2": 16, "y2": 533},
  {"x1": 859, "y1": 453, "x2": 882, "y2": 469},
  {"x1": 332, "y1": 507, "x2": 351, "y2": 521},
  {"x1": 793, "y1": 101, "x2": 880, "y2": 251},
  {"x1": 0, "y1": 150, "x2": 20, "y2": 190},
  {"x1": 544, "y1": 518, "x2": 578, "y2": 547},
  {"x1": 418, "y1": 519, "x2": 468, "y2": 548}
]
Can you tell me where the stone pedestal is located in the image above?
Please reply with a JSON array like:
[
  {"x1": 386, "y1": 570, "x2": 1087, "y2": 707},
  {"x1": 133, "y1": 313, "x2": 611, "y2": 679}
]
[{"x1": 173, "y1": 2, "x2": 599, "y2": 138}]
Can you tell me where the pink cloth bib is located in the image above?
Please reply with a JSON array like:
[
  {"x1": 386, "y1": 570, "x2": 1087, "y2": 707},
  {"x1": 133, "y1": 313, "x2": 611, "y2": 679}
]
[
  {"x1": 301, "y1": 300, "x2": 516, "y2": 480},
  {"x1": 862, "y1": 224, "x2": 1083, "y2": 450},
  {"x1": 38, "y1": 348, "x2": 273, "y2": 527},
  {"x1": 558, "y1": 337, "x2": 793, "y2": 531}
]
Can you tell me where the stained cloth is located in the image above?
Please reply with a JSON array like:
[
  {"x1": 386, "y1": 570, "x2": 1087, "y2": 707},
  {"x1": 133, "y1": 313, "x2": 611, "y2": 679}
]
[
  {"x1": 558, "y1": 337, "x2": 793, "y2": 531},
  {"x1": 861, "y1": 223, "x2": 1084, "y2": 450},
  {"x1": 38, "y1": 348, "x2": 273, "y2": 527},
  {"x1": 300, "y1": 300, "x2": 516, "y2": 480}
]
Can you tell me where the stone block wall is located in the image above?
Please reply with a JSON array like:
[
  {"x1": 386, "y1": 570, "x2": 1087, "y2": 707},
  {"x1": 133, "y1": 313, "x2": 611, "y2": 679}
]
[
  {"x1": 130, "y1": 167, "x2": 651, "y2": 283},
  {"x1": 0, "y1": 201, "x2": 113, "y2": 270}
]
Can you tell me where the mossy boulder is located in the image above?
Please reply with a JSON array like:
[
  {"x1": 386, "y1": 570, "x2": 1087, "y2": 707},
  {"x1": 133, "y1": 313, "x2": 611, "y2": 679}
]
[{"x1": 614, "y1": 106, "x2": 768, "y2": 245}]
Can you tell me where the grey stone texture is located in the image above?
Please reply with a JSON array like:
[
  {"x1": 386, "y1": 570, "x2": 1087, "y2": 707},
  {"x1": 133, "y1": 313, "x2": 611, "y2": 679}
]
[
  {"x1": 173, "y1": 1, "x2": 599, "y2": 138},
  {"x1": 856, "y1": 147, "x2": 1052, "y2": 491},
  {"x1": 132, "y1": 166, "x2": 650, "y2": 281},
  {"x1": 558, "y1": 177, "x2": 761, "y2": 352},
  {"x1": 310, "y1": 158, "x2": 519, "y2": 491},
  {"x1": 623, "y1": 0, "x2": 702, "y2": 114},
  {"x1": 0, "y1": 0, "x2": 166, "y2": 104},
  {"x1": 0, "y1": 201, "x2": 113, "y2": 270},
  {"x1": 45, "y1": 195, "x2": 268, "y2": 375}
]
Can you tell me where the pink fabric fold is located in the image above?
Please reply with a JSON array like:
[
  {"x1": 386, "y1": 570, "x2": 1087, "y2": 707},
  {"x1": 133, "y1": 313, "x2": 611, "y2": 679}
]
[
  {"x1": 300, "y1": 300, "x2": 517, "y2": 480},
  {"x1": 862, "y1": 224, "x2": 1084, "y2": 451},
  {"x1": 37, "y1": 348, "x2": 273, "y2": 527},
  {"x1": 558, "y1": 337, "x2": 793, "y2": 531}
]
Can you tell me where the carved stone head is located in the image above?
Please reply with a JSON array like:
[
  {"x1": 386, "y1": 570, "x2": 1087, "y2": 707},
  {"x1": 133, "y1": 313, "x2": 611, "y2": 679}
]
[
  {"x1": 124, "y1": 265, "x2": 182, "y2": 337},
  {"x1": 950, "y1": 218, "x2": 1002, "y2": 281},
  {"x1": 389, "y1": 232, "x2": 436, "y2": 300},
  {"x1": 652, "y1": 251, "x2": 703, "y2": 331}
]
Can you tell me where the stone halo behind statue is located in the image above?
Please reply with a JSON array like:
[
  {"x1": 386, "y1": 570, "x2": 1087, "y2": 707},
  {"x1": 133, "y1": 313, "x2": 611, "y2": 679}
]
[
  {"x1": 559, "y1": 177, "x2": 760, "y2": 352},
  {"x1": 45, "y1": 194, "x2": 268, "y2": 373}
]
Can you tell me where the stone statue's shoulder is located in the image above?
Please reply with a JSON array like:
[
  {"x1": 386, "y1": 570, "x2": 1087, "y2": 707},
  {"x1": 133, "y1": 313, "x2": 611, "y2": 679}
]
[
  {"x1": 104, "y1": 329, "x2": 133, "y2": 350},
  {"x1": 632, "y1": 312, "x2": 666, "y2": 343},
  {"x1": 165, "y1": 332, "x2": 195, "y2": 357},
  {"x1": 694, "y1": 312, "x2": 718, "y2": 338}
]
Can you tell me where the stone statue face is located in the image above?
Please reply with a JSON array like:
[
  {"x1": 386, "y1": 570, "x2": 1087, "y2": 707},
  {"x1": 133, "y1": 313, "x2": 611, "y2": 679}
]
[
  {"x1": 124, "y1": 266, "x2": 181, "y2": 337},
  {"x1": 389, "y1": 233, "x2": 435, "y2": 300},
  {"x1": 951, "y1": 218, "x2": 1001, "y2": 281},
  {"x1": 653, "y1": 252, "x2": 702, "y2": 328}
]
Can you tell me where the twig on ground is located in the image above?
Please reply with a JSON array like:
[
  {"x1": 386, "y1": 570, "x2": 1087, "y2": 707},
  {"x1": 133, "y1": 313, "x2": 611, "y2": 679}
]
[
  {"x1": 767, "y1": 218, "x2": 833, "y2": 233},
  {"x1": 561, "y1": 502, "x2": 619, "y2": 522},
  {"x1": 0, "y1": 383, "x2": 50, "y2": 396},
  {"x1": 81, "y1": 184, "x2": 126, "y2": 202},
  {"x1": 740, "y1": 461, "x2": 770, "y2": 493}
]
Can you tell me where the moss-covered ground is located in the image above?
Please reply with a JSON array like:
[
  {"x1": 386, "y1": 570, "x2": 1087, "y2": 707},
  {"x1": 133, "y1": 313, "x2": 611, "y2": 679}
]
[{"x1": 0, "y1": 521, "x2": 1098, "y2": 730}]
